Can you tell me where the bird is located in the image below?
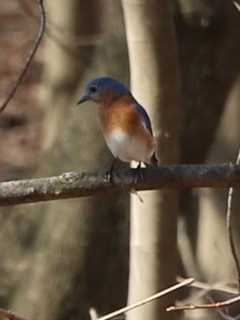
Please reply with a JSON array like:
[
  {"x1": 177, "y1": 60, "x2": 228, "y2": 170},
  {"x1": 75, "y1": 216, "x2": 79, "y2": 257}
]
[{"x1": 77, "y1": 76, "x2": 158, "y2": 177}]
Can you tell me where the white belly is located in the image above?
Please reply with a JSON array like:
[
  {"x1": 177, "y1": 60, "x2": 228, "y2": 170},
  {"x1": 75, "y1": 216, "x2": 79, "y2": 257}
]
[{"x1": 105, "y1": 128, "x2": 153, "y2": 163}]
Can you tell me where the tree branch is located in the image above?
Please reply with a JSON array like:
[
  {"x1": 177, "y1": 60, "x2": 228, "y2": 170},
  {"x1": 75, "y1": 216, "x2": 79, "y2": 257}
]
[
  {"x1": 97, "y1": 278, "x2": 194, "y2": 320},
  {"x1": 0, "y1": 164, "x2": 240, "y2": 206},
  {"x1": 167, "y1": 294, "x2": 240, "y2": 312},
  {"x1": 0, "y1": 0, "x2": 46, "y2": 113},
  {"x1": 226, "y1": 150, "x2": 240, "y2": 291},
  {"x1": 177, "y1": 276, "x2": 238, "y2": 295},
  {"x1": 167, "y1": 277, "x2": 240, "y2": 313},
  {"x1": 0, "y1": 279, "x2": 193, "y2": 320}
]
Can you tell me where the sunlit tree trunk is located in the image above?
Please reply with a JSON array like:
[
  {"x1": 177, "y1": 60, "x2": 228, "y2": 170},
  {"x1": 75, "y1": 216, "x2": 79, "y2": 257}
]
[{"x1": 122, "y1": 1, "x2": 181, "y2": 319}]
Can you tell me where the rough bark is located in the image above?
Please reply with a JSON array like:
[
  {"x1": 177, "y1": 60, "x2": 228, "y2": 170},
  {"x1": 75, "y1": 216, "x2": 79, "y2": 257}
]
[
  {"x1": 122, "y1": 1, "x2": 181, "y2": 319},
  {"x1": 0, "y1": 164, "x2": 239, "y2": 205}
]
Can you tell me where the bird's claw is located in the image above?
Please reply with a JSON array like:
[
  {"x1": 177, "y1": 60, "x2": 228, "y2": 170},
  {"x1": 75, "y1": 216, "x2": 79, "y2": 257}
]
[
  {"x1": 134, "y1": 162, "x2": 144, "y2": 183},
  {"x1": 104, "y1": 159, "x2": 116, "y2": 183},
  {"x1": 104, "y1": 169, "x2": 114, "y2": 183}
]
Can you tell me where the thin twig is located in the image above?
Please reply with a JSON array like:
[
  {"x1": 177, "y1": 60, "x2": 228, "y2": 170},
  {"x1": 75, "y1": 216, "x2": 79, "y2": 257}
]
[
  {"x1": 0, "y1": 0, "x2": 46, "y2": 113},
  {"x1": 207, "y1": 295, "x2": 240, "y2": 320},
  {"x1": 18, "y1": 0, "x2": 103, "y2": 68},
  {"x1": 167, "y1": 277, "x2": 240, "y2": 313},
  {"x1": 89, "y1": 308, "x2": 99, "y2": 320},
  {"x1": 177, "y1": 276, "x2": 238, "y2": 295},
  {"x1": 97, "y1": 278, "x2": 194, "y2": 320},
  {"x1": 19, "y1": 0, "x2": 99, "y2": 51},
  {"x1": 233, "y1": 1, "x2": 240, "y2": 11},
  {"x1": 226, "y1": 151, "x2": 240, "y2": 291},
  {"x1": 167, "y1": 294, "x2": 240, "y2": 312}
]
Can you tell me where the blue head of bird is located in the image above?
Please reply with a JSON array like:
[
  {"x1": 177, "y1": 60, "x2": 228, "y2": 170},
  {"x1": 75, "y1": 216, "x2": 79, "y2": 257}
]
[{"x1": 77, "y1": 76, "x2": 130, "y2": 105}]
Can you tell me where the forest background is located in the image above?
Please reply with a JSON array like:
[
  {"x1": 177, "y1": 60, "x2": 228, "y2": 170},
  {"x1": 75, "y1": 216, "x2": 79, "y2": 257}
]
[{"x1": 0, "y1": 1, "x2": 240, "y2": 320}]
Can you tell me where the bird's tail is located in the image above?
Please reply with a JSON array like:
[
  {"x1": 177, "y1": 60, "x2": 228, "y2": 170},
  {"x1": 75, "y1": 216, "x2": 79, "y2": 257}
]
[{"x1": 150, "y1": 152, "x2": 159, "y2": 167}]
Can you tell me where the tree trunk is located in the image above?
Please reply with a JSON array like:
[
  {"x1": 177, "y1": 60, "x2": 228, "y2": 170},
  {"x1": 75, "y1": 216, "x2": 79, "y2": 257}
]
[
  {"x1": 10, "y1": 1, "x2": 129, "y2": 320},
  {"x1": 174, "y1": 0, "x2": 240, "y2": 270},
  {"x1": 122, "y1": 1, "x2": 181, "y2": 319},
  {"x1": 196, "y1": 1, "x2": 240, "y2": 287},
  {"x1": 175, "y1": 1, "x2": 240, "y2": 318}
]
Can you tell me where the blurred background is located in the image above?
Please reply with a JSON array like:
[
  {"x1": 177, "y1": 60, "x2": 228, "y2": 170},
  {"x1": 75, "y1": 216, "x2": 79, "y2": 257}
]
[{"x1": 0, "y1": 1, "x2": 240, "y2": 320}]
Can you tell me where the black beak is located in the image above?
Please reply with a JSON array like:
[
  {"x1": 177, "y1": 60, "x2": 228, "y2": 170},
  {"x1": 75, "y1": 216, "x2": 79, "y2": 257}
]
[{"x1": 77, "y1": 95, "x2": 89, "y2": 105}]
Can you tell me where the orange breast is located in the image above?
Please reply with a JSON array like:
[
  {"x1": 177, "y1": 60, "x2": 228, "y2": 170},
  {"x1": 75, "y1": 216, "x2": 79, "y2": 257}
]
[{"x1": 98, "y1": 95, "x2": 154, "y2": 150}]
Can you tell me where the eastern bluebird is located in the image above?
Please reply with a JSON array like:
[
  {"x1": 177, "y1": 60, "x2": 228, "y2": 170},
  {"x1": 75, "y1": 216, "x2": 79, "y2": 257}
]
[{"x1": 77, "y1": 76, "x2": 158, "y2": 173}]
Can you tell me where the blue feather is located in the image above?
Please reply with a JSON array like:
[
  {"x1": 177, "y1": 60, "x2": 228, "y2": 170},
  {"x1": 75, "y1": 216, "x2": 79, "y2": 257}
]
[
  {"x1": 134, "y1": 103, "x2": 153, "y2": 134},
  {"x1": 84, "y1": 77, "x2": 153, "y2": 135},
  {"x1": 86, "y1": 77, "x2": 129, "y2": 96}
]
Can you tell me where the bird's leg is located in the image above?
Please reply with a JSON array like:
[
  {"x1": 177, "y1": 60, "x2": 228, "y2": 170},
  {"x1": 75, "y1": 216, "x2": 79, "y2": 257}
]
[
  {"x1": 134, "y1": 161, "x2": 144, "y2": 183},
  {"x1": 137, "y1": 161, "x2": 141, "y2": 170},
  {"x1": 105, "y1": 158, "x2": 117, "y2": 183}
]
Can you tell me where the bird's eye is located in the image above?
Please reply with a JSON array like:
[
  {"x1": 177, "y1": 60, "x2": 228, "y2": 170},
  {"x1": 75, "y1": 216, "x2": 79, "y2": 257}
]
[{"x1": 89, "y1": 85, "x2": 97, "y2": 93}]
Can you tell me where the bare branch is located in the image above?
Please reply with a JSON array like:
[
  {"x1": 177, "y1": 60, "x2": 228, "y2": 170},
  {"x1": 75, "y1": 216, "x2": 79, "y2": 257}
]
[
  {"x1": 19, "y1": 0, "x2": 99, "y2": 53},
  {"x1": 97, "y1": 278, "x2": 194, "y2": 320},
  {"x1": 89, "y1": 308, "x2": 100, "y2": 320},
  {"x1": 177, "y1": 277, "x2": 238, "y2": 295},
  {"x1": 226, "y1": 150, "x2": 240, "y2": 291},
  {"x1": 0, "y1": 0, "x2": 46, "y2": 113},
  {"x1": 167, "y1": 277, "x2": 240, "y2": 313},
  {"x1": 233, "y1": 1, "x2": 240, "y2": 11},
  {"x1": 166, "y1": 295, "x2": 240, "y2": 312},
  {"x1": 0, "y1": 280, "x2": 192, "y2": 320},
  {"x1": 1, "y1": 164, "x2": 240, "y2": 206},
  {"x1": 207, "y1": 295, "x2": 240, "y2": 320}
]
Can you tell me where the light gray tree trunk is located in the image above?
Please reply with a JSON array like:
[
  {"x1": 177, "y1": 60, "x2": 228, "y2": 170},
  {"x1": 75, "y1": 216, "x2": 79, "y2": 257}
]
[{"x1": 122, "y1": 1, "x2": 181, "y2": 319}]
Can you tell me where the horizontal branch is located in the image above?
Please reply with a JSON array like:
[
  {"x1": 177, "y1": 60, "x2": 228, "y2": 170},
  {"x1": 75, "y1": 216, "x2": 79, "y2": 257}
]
[{"x1": 0, "y1": 164, "x2": 240, "y2": 206}]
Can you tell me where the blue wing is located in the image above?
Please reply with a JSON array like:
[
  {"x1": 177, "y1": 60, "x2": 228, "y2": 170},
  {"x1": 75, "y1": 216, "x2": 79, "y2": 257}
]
[{"x1": 134, "y1": 103, "x2": 153, "y2": 135}]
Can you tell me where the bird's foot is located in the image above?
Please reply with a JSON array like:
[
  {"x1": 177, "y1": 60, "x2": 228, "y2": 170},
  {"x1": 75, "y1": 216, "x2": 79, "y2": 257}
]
[
  {"x1": 104, "y1": 159, "x2": 116, "y2": 183},
  {"x1": 134, "y1": 162, "x2": 144, "y2": 183},
  {"x1": 104, "y1": 169, "x2": 114, "y2": 183}
]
